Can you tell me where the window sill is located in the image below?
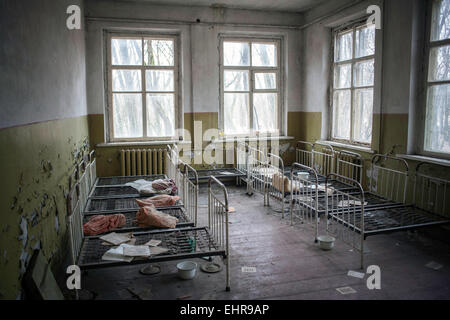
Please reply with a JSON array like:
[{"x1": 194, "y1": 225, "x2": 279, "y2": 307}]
[
  {"x1": 397, "y1": 154, "x2": 450, "y2": 167},
  {"x1": 96, "y1": 140, "x2": 192, "y2": 148},
  {"x1": 212, "y1": 136, "x2": 294, "y2": 143},
  {"x1": 317, "y1": 140, "x2": 375, "y2": 154}
]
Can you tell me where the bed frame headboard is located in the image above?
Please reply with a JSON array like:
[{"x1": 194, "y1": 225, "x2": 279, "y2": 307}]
[
  {"x1": 208, "y1": 176, "x2": 230, "y2": 290},
  {"x1": 296, "y1": 141, "x2": 314, "y2": 167},
  {"x1": 414, "y1": 162, "x2": 450, "y2": 217},
  {"x1": 369, "y1": 154, "x2": 409, "y2": 204}
]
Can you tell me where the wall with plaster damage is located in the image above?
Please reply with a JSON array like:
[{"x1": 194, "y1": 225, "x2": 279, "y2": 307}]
[{"x1": 0, "y1": 0, "x2": 89, "y2": 299}]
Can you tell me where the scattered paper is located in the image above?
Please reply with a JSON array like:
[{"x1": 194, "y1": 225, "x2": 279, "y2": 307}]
[
  {"x1": 102, "y1": 238, "x2": 136, "y2": 246},
  {"x1": 100, "y1": 232, "x2": 133, "y2": 246},
  {"x1": 145, "y1": 239, "x2": 162, "y2": 247},
  {"x1": 347, "y1": 270, "x2": 365, "y2": 279},
  {"x1": 336, "y1": 286, "x2": 357, "y2": 295},
  {"x1": 102, "y1": 245, "x2": 133, "y2": 262},
  {"x1": 123, "y1": 245, "x2": 151, "y2": 257},
  {"x1": 426, "y1": 261, "x2": 443, "y2": 271},
  {"x1": 150, "y1": 247, "x2": 169, "y2": 256}
]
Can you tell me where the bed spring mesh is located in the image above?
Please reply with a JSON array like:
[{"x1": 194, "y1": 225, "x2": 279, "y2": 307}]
[
  {"x1": 82, "y1": 207, "x2": 191, "y2": 233},
  {"x1": 95, "y1": 174, "x2": 167, "y2": 186},
  {"x1": 77, "y1": 227, "x2": 222, "y2": 267}
]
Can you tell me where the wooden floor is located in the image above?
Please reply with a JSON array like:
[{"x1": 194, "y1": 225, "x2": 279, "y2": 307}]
[{"x1": 79, "y1": 185, "x2": 450, "y2": 300}]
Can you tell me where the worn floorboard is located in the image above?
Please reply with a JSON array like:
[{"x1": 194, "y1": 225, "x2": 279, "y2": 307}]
[{"x1": 80, "y1": 185, "x2": 450, "y2": 300}]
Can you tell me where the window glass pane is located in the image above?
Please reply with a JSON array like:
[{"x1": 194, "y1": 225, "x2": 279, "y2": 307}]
[
  {"x1": 332, "y1": 90, "x2": 351, "y2": 139},
  {"x1": 428, "y1": 45, "x2": 450, "y2": 81},
  {"x1": 252, "y1": 43, "x2": 277, "y2": 67},
  {"x1": 146, "y1": 70, "x2": 174, "y2": 92},
  {"x1": 431, "y1": 0, "x2": 450, "y2": 41},
  {"x1": 335, "y1": 31, "x2": 353, "y2": 62},
  {"x1": 224, "y1": 70, "x2": 249, "y2": 91},
  {"x1": 255, "y1": 73, "x2": 277, "y2": 90},
  {"x1": 253, "y1": 93, "x2": 278, "y2": 132},
  {"x1": 355, "y1": 25, "x2": 375, "y2": 58},
  {"x1": 353, "y1": 59, "x2": 374, "y2": 87},
  {"x1": 224, "y1": 93, "x2": 250, "y2": 134},
  {"x1": 113, "y1": 94, "x2": 143, "y2": 138},
  {"x1": 424, "y1": 84, "x2": 450, "y2": 153},
  {"x1": 112, "y1": 69, "x2": 142, "y2": 92},
  {"x1": 111, "y1": 39, "x2": 142, "y2": 66},
  {"x1": 334, "y1": 63, "x2": 351, "y2": 89},
  {"x1": 223, "y1": 42, "x2": 250, "y2": 66},
  {"x1": 146, "y1": 94, "x2": 175, "y2": 137},
  {"x1": 353, "y1": 88, "x2": 373, "y2": 143},
  {"x1": 144, "y1": 39, "x2": 174, "y2": 66}
]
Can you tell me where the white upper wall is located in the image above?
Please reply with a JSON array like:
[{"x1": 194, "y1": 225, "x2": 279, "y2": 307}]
[
  {"x1": 84, "y1": 0, "x2": 304, "y2": 116},
  {"x1": 0, "y1": 0, "x2": 88, "y2": 129}
]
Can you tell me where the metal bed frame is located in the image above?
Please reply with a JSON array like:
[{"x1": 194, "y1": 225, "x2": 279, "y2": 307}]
[
  {"x1": 326, "y1": 167, "x2": 450, "y2": 269},
  {"x1": 82, "y1": 206, "x2": 194, "y2": 234},
  {"x1": 84, "y1": 164, "x2": 198, "y2": 222},
  {"x1": 296, "y1": 141, "x2": 314, "y2": 169},
  {"x1": 289, "y1": 151, "x2": 366, "y2": 242},
  {"x1": 266, "y1": 153, "x2": 289, "y2": 217},
  {"x1": 246, "y1": 145, "x2": 269, "y2": 205},
  {"x1": 68, "y1": 175, "x2": 231, "y2": 293},
  {"x1": 236, "y1": 142, "x2": 249, "y2": 185},
  {"x1": 189, "y1": 168, "x2": 246, "y2": 183},
  {"x1": 87, "y1": 175, "x2": 168, "y2": 199},
  {"x1": 84, "y1": 196, "x2": 183, "y2": 214},
  {"x1": 290, "y1": 154, "x2": 409, "y2": 224},
  {"x1": 166, "y1": 144, "x2": 179, "y2": 182}
]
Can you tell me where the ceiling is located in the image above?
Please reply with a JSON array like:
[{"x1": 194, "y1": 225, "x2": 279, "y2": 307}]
[{"x1": 115, "y1": 0, "x2": 329, "y2": 13}]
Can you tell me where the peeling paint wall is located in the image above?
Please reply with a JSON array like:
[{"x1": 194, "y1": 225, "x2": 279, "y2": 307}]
[{"x1": 0, "y1": 0, "x2": 88, "y2": 299}]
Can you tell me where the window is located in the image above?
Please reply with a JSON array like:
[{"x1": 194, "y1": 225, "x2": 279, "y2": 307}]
[
  {"x1": 331, "y1": 22, "x2": 376, "y2": 145},
  {"x1": 220, "y1": 38, "x2": 281, "y2": 136},
  {"x1": 424, "y1": 0, "x2": 450, "y2": 155},
  {"x1": 106, "y1": 34, "x2": 178, "y2": 141}
]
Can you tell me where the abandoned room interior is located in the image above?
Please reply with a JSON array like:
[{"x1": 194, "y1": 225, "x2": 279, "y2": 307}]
[{"x1": 1, "y1": 0, "x2": 450, "y2": 302}]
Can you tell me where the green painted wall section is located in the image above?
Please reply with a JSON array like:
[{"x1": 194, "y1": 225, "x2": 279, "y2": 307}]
[{"x1": 0, "y1": 116, "x2": 90, "y2": 299}]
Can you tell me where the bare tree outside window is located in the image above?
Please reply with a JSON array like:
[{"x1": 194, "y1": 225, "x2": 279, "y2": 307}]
[
  {"x1": 108, "y1": 35, "x2": 178, "y2": 141},
  {"x1": 425, "y1": 0, "x2": 450, "y2": 154},
  {"x1": 221, "y1": 39, "x2": 281, "y2": 136},
  {"x1": 331, "y1": 23, "x2": 375, "y2": 145}
]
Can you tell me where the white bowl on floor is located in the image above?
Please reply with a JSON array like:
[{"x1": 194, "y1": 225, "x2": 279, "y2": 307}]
[
  {"x1": 317, "y1": 235, "x2": 335, "y2": 250},
  {"x1": 177, "y1": 261, "x2": 198, "y2": 280}
]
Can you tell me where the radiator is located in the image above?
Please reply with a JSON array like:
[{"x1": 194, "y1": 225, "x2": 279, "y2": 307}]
[{"x1": 120, "y1": 149, "x2": 166, "y2": 176}]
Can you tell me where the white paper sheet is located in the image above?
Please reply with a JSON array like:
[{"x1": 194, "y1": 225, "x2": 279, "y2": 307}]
[{"x1": 100, "y1": 232, "x2": 133, "y2": 246}]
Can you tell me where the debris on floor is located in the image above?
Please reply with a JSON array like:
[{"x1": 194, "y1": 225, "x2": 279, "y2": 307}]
[
  {"x1": 127, "y1": 286, "x2": 153, "y2": 300},
  {"x1": 426, "y1": 261, "x2": 443, "y2": 271},
  {"x1": 336, "y1": 286, "x2": 357, "y2": 295},
  {"x1": 347, "y1": 270, "x2": 365, "y2": 279}
]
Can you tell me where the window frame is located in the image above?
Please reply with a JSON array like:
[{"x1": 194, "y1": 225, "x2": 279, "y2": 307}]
[
  {"x1": 419, "y1": 0, "x2": 450, "y2": 159},
  {"x1": 330, "y1": 19, "x2": 376, "y2": 147},
  {"x1": 219, "y1": 36, "x2": 283, "y2": 137},
  {"x1": 105, "y1": 32, "x2": 180, "y2": 142}
]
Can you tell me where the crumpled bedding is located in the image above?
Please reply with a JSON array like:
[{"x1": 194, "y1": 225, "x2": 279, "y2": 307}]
[
  {"x1": 83, "y1": 214, "x2": 126, "y2": 236},
  {"x1": 134, "y1": 205, "x2": 178, "y2": 229},
  {"x1": 125, "y1": 179, "x2": 177, "y2": 196},
  {"x1": 136, "y1": 194, "x2": 181, "y2": 208}
]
